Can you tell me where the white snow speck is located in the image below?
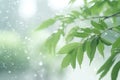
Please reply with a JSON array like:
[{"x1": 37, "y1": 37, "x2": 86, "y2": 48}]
[
  {"x1": 38, "y1": 61, "x2": 43, "y2": 66},
  {"x1": 8, "y1": 71, "x2": 12, "y2": 74},
  {"x1": 34, "y1": 74, "x2": 37, "y2": 77},
  {"x1": 27, "y1": 56, "x2": 31, "y2": 60}
]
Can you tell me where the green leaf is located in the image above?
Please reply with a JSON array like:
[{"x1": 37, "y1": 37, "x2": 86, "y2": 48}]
[
  {"x1": 107, "y1": 0, "x2": 118, "y2": 8},
  {"x1": 62, "y1": 17, "x2": 75, "y2": 24},
  {"x1": 97, "y1": 40, "x2": 104, "y2": 57},
  {"x1": 90, "y1": 1, "x2": 105, "y2": 15},
  {"x1": 100, "y1": 30, "x2": 120, "y2": 45},
  {"x1": 36, "y1": 18, "x2": 56, "y2": 30},
  {"x1": 100, "y1": 37, "x2": 112, "y2": 46},
  {"x1": 45, "y1": 30, "x2": 62, "y2": 54},
  {"x1": 61, "y1": 54, "x2": 71, "y2": 68},
  {"x1": 113, "y1": 25, "x2": 120, "y2": 33},
  {"x1": 81, "y1": 28, "x2": 92, "y2": 34},
  {"x1": 111, "y1": 37, "x2": 120, "y2": 54},
  {"x1": 77, "y1": 44, "x2": 84, "y2": 66},
  {"x1": 112, "y1": 37, "x2": 120, "y2": 49},
  {"x1": 71, "y1": 10, "x2": 80, "y2": 18},
  {"x1": 92, "y1": 28, "x2": 101, "y2": 34},
  {"x1": 86, "y1": 36, "x2": 99, "y2": 62},
  {"x1": 70, "y1": 50, "x2": 77, "y2": 68},
  {"x1": 115, "y1": 25, "x2": 120, "y2": 31},
  {"x1": 69, "y1": 0, "x2": 76, "y2": 4},
  {"x1": 58, "y1": 42, "x2": 79, "y2": 54},
  {"x1": 99, "y1": 20, "x2": 108, "y2": 29},
  {"x1": 81, "y1": 7, "x2": 91, "y2": 17},
  {"x1": 60, "y1": 43, "x2": 79, "y2": 68},
  {"x1": 91, "y1": 20, "x2": 105, "y2": 30},
  {"x1": 90, "y1": 36, "x2": 99, "y2": 62},
  {"x1": 111, "y1": 61, "x2": 120, "y2": 80},
  {"x1": 99, "y1": 60, "x2": 114, "y2": 80},
  {"x1": 97, "y1": 54, "x2": 116, "y2": 80},
  {"x1": 66, "y1": 27, "x2": 90, "y2": 42},
  {"x1": 75, "y1": 32, "x2": 89, "y2": 38},
  {"x1": 86, "y1": 39, "x2": 91, "y2": 59},
  {"x1": 65, "y1": 27, "x2": 79, "y2": 42},
  {"x1": 82, "y1": 39, "x2": 87, "y2": 52}
]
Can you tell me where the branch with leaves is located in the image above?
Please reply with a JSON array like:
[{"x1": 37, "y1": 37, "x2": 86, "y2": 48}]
[
  {"x1": 80, "y1": 11, "x2": 120, "y2": 21},
  {"x1": 36, "y1": 0, "x2": 120, "y2": 80}
]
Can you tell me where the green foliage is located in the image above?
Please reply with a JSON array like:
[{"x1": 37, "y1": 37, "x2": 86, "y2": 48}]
[
  {"x1": 86, "y1": 35, "x2": 99, "y2": 63},
  {"x1": 61, "y1": 54, "x2": 71, "y2": 68},
  {"x1": 58, "y1": 42, "x2": 80, "y2": 68},
  {"x1": 97, "y1": 40, "x2": 104, "y2": 57},
  {"x1": 69, "y1": 0, "x2": 76, "y2": 4},
  {"x1": 111, "y1": 61, "x2": 120, "y2": 80},
  {"x1": 97, "y1": 54, "x2": 116, "y2": 80},
  {"x1": 77, "y1": 44, "x2": 84, "y2": 66},
  {"x1": 65, "y1": 27, "x2": 79, "y2": 42},
  {"x1": 36, "y1": 0, "x2": 120, "y2": 80},
  {"x1": 36, "y1": 18, "x2": 56, "y2": 30},
  {"x1": 45, "y1": 29, "x2": 64, "y2": 54},
  {"x1": 91, "y1": 20, "x2": 105, "y2": 30},
  {"x1": 111, "y1": 37, "x2": 120, "y2": 54},
  {"x1": 58, "y1": 42, "x2": 79, "y2": 54}
]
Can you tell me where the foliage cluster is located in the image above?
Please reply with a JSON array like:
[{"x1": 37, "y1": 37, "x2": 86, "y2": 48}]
[{"x1": 37, "y1": 0, "x2": 120, "y2": 80}]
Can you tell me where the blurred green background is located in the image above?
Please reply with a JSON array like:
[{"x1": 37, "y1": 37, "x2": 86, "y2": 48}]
[{"x1": 0, "y1": 0, "x2": 118, "y2": 80}]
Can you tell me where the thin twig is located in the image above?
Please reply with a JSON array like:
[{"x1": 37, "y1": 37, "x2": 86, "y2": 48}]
[{"x1": 80, "y1": 11, "x2": 120, "y2": 21}]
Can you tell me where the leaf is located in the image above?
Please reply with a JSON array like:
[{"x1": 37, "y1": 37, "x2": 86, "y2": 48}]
[
  {"x1": 107, "y1": 0, "x2": 118, "y2": 8},
  {"x1": 111, "y1": 37, "x2": 120, "y2": 54},
  {"x1": 86, "y1": 36, "x2": 99, "y2": 62},
  {"x1": 69, "y1": 0, "x2": 76, "y2": 4},
  {"x1": 45, "y1": 29, "x2": 62, "y2": 54},
  {"x1": 81, "y1": 28, "x2": 92, "y2": 34},
  {"x1": 111, "y1": 61, "x2": 120, "y2": 80},
  {"x1": 92, "y1": 28, "x2": 101, "y2": 34},
  {"x1": 99, "y1": 60, "x2": 114, "y2": 80},
  {"x1": 81, "y1": 7, "x2": 91, "y2": 17},
  {"x1": 82, "y1": 39, "x2": 87, "y2": 52},
  {"x1": 60, "y1": 43, "x2": 80, "y2": 68},
  {"x1": 100, "y1": 30, "x2": 120, "y2": 46},
  {"x1": 66, "y1": 27, "x2": 90, "y2": 42},
  {"x1": 90, "y1": 1, "x2": 105, "y2": 15},
  {"x1": 70, "y1": 50, "x2": 77, "y2": 68},
  {"x1": 65, "y1": 27, "x2": 79, "y2": 42},
  {"x1": 115, "y1": 25, "x2": 120, "y2": 31},
  {"x1": 100, "y1": 37, "x2": 112, "y2": 46},
  {"x1": 97, "y1": 54, "x2": 116, "y2": 80},
  {"x1": 112, "y1": 37, "x2": 120, "y2": 49},
  {"x1": 91, "y1": 20, "x2": 105, "y2": 30},
  {"x1": 97, "y1": 40, "x2": 104, "y2": 57},
  {"x1": 86, "y1": 39, "x2": 91, "y2": 59},
  {"x1": 61, "y1": 54, "x2": 71, "y2": 68},
  {"x1": 62, "y1": 17, "x2": 75, "y2": 24},
  {"x1": 58, "y1": 42, "x2": 79, "y2": 54},
  {"x1": 113, "y1": 25, "x2": 120, "y2": 33},
  {"x1": 36, "y1": 18, "x2": 56, "y2": 30},
  {"x1": 75, "y1": 32, "x2": 89, "y2": 38},
  {"x1": 89, "y1": 36, "x2": 99, "y2": 62},
  {"x1": 77, "y1": 44, "x2": 84, "y2": 66},
  {"x1": 71, "y1": 10, "x2": 80, "y2": 18},
  {"x1": 99, "y1": 20, "x2": 108, "y2": 29}
]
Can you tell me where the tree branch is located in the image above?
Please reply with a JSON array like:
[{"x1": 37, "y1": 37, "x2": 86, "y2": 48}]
[{"x1": 80, "y1": 11, "x2": 120, "y2": 21}]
